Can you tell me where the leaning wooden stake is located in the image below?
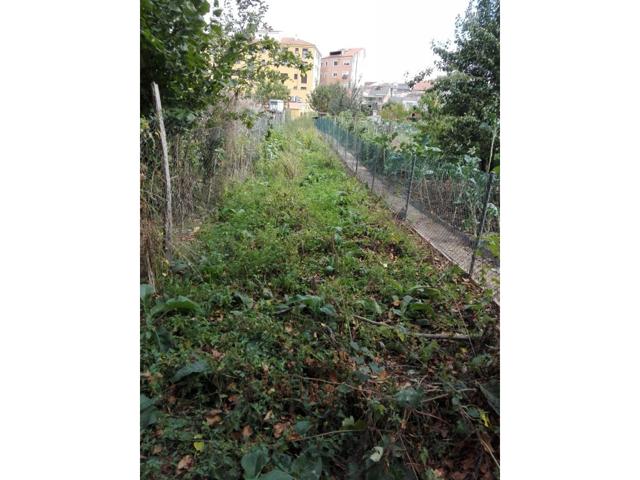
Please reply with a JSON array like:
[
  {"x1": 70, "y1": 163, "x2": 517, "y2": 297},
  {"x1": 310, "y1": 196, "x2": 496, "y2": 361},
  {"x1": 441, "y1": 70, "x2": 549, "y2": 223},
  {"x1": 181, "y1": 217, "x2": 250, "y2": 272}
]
[{"x1": 151, "y1": 82, "x2": 173, "y2": 261}]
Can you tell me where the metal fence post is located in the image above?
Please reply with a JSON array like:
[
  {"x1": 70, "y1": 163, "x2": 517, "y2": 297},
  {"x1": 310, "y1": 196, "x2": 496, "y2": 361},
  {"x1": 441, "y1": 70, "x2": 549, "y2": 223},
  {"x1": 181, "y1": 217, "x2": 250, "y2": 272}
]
[
  {"x1": 355, "y1": 137, "x2": 360, "y2": 174},
  {"x1": 372, "y1": 144, "x2": 379, "y2": 191},
  {"x1": 469, "y1": 172, "x2": 495, "y2": 277},
  {"x1": 343, "y1": 128, "x2": 347, "y2": 158},
  {"x1": 402, "y1": 153, "x2": 417, "y2": 220}
]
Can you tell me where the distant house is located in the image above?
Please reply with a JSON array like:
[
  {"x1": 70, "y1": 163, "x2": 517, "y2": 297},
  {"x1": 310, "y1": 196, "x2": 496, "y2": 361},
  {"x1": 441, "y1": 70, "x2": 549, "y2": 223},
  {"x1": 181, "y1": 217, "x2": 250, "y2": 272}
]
[
  {"x1": 362, "y1": 83, "x2": 392, "y2": 111},
  {"x1": 412, "y1": 80, "x2": 434, "y2": 92},
  {"x1": 399, "y1": 92, "x2": 424, "y2": 109},
  {"x1": 319, "y1": 48, "x2": 366, "y2": 88}
]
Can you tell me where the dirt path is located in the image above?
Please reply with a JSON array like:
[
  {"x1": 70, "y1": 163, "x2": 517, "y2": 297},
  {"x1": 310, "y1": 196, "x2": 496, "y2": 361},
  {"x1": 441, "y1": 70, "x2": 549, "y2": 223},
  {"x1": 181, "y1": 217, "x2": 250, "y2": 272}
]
[{"x1": 320, "y1": 131, "x2": 500, "y2": 302}]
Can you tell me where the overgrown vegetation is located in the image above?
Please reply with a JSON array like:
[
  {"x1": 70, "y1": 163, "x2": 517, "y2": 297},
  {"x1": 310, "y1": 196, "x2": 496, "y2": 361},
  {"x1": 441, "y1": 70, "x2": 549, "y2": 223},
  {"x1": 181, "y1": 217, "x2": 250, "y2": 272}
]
[
  {"x1": 411, "y1": 0, "x2": 500, "y2": 172},
  {"x1": 140, "y1": 0, "x2": 310, "y2": 283},
  {"x1": 308, "y1": 84, "x2": 363, "y2": 116},
  {"x1": 141, "y1": 120, "x2": 499, "y2": 479},
  {"x1": 140, "y1": 0, "x2": 307, "y2": 126},
  {"x1": 380, "y1": 102, "x2": 411, "y2": 123}
]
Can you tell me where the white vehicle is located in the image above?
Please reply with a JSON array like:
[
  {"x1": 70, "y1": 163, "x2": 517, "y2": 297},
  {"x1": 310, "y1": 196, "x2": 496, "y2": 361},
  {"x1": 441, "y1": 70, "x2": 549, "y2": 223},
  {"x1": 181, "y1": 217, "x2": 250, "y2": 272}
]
[{"x1": 268, "y1": 99, "x2": 284, "y2": 113}]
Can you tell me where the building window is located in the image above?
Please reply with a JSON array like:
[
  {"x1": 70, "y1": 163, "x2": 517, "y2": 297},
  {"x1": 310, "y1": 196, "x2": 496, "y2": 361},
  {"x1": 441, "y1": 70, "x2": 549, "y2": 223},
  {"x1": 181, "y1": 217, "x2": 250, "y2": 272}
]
[
  {"x1": 294, "y1": 73, "x2": 298, "y2": 80},
  {"x1": 344, "y1": 61, "x2": 350, "y2": 65},
  {"x1": 302, "y1": 48, "x2": 308, "y2": 58},
  {"x1": 333, "y1": 60, "x2": 338, "y2": 66},
  {"x1": 301, "y1": 86, "x2": 307, "y2": 90},
  {"x1": 301, "y1": 74, "x2": 307, "y2": 84},
  {"x1": 342, "y1": 73, "x2": 349, "y2": 79},
  {"x1": 295, "y1": 47, "x2": 299, "y2": 53},
  {"x1": 332, "y1": 72, "x2": 338, "y2": 77}
]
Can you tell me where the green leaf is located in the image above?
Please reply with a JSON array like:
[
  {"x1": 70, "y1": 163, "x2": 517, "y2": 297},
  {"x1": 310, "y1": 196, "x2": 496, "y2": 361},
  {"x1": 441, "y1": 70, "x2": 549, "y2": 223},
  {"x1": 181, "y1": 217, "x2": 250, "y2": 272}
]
[
  {"x1": 140, "y1": 393, "x2": 155, "y2": 411},
  {"x1": 140, "y1": 284, "x2": 155, "y2": 301},
  {"x1": 140, "y1": 394, "x2": 159, "y2": 429},
  {"x1": 150, "y1": 296, "x2": 202, "y2": 318},
  {"x1": 294, "y1": 420, "x2": 311, "y2": 435},
  {"x1": 193, "y1": 440, "x2": 205, "y2": 452},
  {"x1": 154, "y1": 327, "x2": 174, "y2": 353},
  {"x1": 478, "y1": 380, "x2": 500, "y2": 416},
  {"x1": 171, "y1": 359, "x2": 210, "y2": 382},
  {"x1": 259, "y1": 470, "x2": 294, "y2": 480},
  {"x1": 407, "y1": 302, "x2": 430, "y2": 312},
  {"x1": 319, "y1": 304, "x2": 337, "y2": 317},
  {"x1": 357, "y1": 298, "x2": 382, "y2": 315},
  {"x1": 394, "y1": 387, "x2": 423, "y2": 408},
  {"x1": 369, "y1": 446, "x2": 384, "y2": 462},
  {"x1": 241, "y1": 446, "x2": 269, "y2": 479},
  {"x1": 291, "y1": 456, "x2": 322, "y2": 480},
  {"x1": 341, "y1": 416, "x2": 366, "y2": 431}
]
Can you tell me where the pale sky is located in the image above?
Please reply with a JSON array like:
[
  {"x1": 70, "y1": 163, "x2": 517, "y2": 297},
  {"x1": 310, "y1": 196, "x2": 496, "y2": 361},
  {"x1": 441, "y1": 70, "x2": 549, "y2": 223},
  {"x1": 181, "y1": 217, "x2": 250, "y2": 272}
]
[{"x1": 264, "y1": 0, "x2": 470, "y2": 83}]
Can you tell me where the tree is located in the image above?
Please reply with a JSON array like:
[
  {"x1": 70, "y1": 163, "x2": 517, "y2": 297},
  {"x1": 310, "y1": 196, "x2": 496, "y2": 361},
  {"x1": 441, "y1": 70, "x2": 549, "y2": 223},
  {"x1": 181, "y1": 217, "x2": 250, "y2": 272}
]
[
  {"x1": 380, "y1": 102, "x2": 408, "y2": 122},
  {"x1": 253, "y1": 77, "x2": 289, "y2": 108},
  {"x1": 309, "y1": 84, "x2": 362, "y2": 116},
  {"x1": 140, "y1": 0, "x2": 308, "y2": 128},
  {"x1": 414, "y1": 0, "x2": 500, "y2": 171}
]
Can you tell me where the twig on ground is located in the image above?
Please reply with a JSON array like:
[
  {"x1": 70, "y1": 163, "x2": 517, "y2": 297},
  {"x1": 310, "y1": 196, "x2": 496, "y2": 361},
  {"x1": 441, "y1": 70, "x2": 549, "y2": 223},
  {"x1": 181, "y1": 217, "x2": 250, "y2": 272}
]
[{"x1": 354, "y1": 315, "x2": 477, "y2": 341}]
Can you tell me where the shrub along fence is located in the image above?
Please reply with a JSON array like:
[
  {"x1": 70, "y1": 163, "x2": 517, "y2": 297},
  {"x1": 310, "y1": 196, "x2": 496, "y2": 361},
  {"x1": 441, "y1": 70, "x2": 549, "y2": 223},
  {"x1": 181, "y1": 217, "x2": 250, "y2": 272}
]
[
  {"x1": 141, "y1": 96, "x2": 272, "y2": 287},
  {"x1": 314, "y1": 116, "x2": 499, "y2": 288}
]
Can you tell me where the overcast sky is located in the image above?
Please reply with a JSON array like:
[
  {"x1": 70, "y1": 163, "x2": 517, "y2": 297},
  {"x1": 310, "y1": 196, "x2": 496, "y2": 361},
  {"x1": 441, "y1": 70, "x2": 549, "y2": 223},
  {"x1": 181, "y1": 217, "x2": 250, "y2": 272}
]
[{"x1": 264, "y1": 0, "x2": 470, "y2": 83}]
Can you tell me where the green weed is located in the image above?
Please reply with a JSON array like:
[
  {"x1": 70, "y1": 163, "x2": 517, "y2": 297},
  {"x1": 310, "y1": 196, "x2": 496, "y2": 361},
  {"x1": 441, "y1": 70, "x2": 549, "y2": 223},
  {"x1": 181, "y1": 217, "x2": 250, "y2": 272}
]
[{"x1": 141, "y1": 119, "x2": 499, "y2": 479}]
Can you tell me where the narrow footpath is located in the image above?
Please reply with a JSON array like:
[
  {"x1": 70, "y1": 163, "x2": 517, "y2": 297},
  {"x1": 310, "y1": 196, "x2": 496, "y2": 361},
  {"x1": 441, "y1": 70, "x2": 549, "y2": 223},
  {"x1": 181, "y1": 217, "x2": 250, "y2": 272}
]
[{"x1": 319, "y1": 130, "x2": 500, "y2": 301}]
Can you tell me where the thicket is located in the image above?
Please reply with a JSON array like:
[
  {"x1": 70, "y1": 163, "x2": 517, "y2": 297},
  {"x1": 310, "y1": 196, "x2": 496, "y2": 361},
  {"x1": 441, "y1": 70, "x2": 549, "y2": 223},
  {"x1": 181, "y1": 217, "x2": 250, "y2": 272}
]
[
  {"x1": 140, "y1": 0, "x2": 309, "y2": 284},
  {"x1": 411, "y1": 0, "x2": 500, "y2": 173},
  {"x1": 308, "y1": 84, "x2": 364, "y2": 116}
]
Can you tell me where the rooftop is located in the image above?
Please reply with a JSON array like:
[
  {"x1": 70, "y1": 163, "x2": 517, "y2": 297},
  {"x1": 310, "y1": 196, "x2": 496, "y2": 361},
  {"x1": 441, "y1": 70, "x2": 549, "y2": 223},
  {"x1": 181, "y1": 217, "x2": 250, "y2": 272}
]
[
  {"x1": 322, "y1": 47, "x2": 364, "y2": 59},
  {"x1": 280, "y1": 37, "x2": 320, "y2": 50},
  {"x1": 412, "y1": 80, "x2": 434, "y2": 91}
]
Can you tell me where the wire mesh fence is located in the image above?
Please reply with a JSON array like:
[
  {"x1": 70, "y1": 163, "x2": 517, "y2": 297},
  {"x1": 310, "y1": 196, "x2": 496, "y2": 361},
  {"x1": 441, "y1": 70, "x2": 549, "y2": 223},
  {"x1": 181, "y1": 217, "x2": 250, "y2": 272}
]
[
  {"x1": 314, "y1": 116, "x2": 500, "y2": 295},
  {"x1": 140, "y1": 110, "x2": 274, "y2": 284}
]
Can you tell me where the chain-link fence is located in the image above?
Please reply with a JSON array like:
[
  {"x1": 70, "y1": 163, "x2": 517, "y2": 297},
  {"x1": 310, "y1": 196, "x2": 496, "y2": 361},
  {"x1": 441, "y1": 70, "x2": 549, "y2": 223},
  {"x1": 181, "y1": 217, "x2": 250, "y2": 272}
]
[{"x1": 315, "y1": 116, "x2": 500, "y2": 295}]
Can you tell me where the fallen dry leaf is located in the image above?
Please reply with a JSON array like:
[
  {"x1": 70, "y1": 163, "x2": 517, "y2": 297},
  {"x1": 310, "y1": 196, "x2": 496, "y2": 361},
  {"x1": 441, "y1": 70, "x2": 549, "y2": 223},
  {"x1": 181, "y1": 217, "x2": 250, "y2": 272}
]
[
  {"x1": 242, "y1": 425, "x2": 253, "y2": 439},
  {"x1": 432, "y1": 468, "x2": 446, "y2": 478},
  {"x1": 273, "y1": 422, "x2": 287, "y2": 439},
  {"x1": 152, "y1": 445, "x2": 162, "y2": 455},
  {"x1": 264, "y1": 410, "x2": 274, "y2": 422},
  {"x1": 284, "y1": 324, "x2": 293, "y2": 333},
  {"x1": 205, "y1": 410, "x2": 222, "y2": 426},
  {"x1": 210, "y1": 349, "x2": 224, "y2": 360},
  {"x1": 176, "y1": 454, "x2": 193, "y2": 474}
]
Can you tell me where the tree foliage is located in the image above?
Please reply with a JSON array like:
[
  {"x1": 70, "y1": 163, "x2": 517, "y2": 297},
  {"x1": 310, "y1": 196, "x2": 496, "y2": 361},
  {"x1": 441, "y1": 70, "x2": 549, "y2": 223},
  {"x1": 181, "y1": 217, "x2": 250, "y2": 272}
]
[
  {"x1": 253, "y1": 77, "x2": 290, "y2": 107},
  {"x1": 308, "y1": 84, "x2": 362, "y2": 116},
  {"x1": 380, "y1": 102, "x2": 409, "y2": 122},
  {"x1": 415, "y1": 0, "x2": 500, "y2": 171},
  {"x1": 140, "y1": 0, "x2": 308, "y2": 127}
]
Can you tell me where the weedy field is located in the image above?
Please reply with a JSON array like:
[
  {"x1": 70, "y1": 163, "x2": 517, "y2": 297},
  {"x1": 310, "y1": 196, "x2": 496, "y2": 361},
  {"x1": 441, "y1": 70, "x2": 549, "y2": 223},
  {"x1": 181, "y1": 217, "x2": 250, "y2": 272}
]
[{"x1": 141, "y1": 119, "x2": 500, "y2": 480}]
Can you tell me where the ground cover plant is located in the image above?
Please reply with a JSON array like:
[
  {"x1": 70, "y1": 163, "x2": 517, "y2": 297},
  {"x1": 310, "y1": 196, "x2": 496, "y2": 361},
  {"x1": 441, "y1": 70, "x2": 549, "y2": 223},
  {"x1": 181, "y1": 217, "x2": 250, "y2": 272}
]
[{"x1": 141, "y1": 119, "x2": 500, "y2": 479}]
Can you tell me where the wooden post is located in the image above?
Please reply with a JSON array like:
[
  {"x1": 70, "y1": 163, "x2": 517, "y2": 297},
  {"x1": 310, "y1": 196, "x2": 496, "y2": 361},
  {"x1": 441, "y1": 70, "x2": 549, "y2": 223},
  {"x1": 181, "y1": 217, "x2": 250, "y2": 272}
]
[{"x1": 151, "y1": 82, "x2": 173, "y2": 261}]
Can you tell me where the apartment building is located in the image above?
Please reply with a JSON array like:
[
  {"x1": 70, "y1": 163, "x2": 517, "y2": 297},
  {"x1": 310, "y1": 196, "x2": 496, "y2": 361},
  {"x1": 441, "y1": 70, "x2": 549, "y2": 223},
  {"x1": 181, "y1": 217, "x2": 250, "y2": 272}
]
[
  {"x1": 278, "y1": 37, "x2": 322, "y2": 111},
  {"x1": 319, "y1": 48, "x2": 366, "y2": 88}
]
